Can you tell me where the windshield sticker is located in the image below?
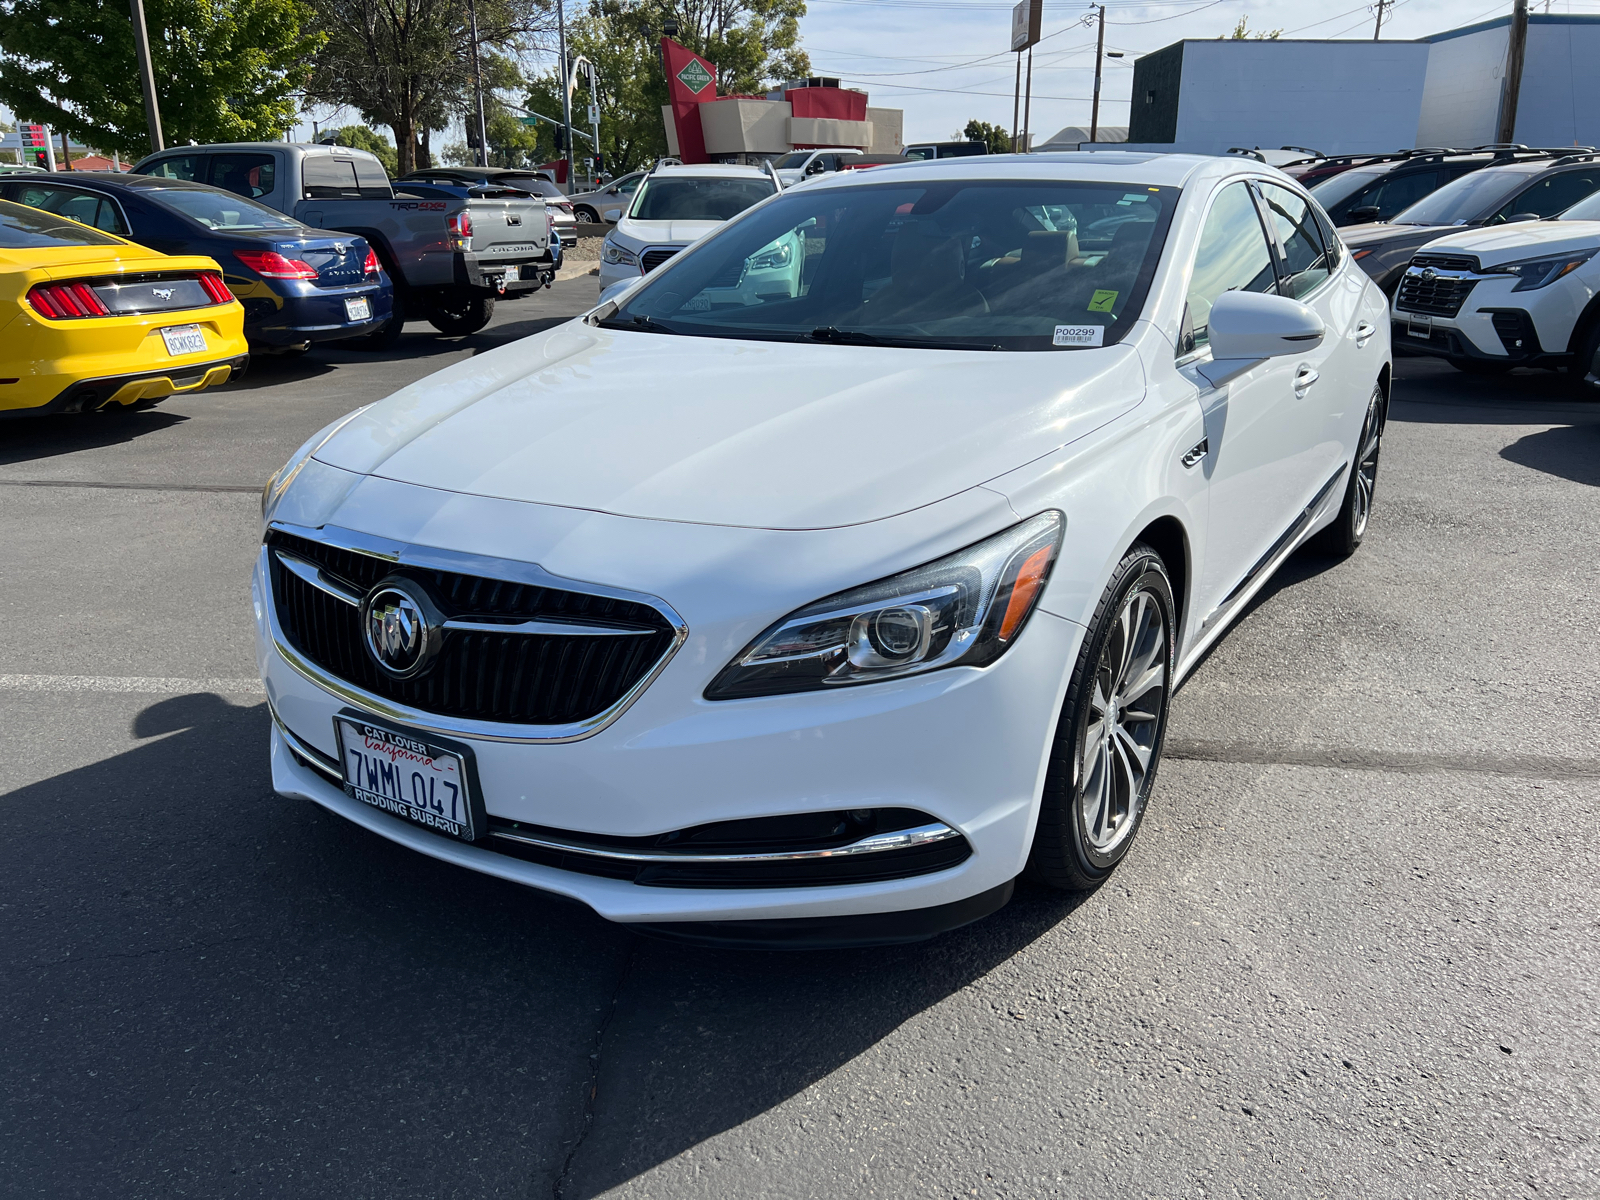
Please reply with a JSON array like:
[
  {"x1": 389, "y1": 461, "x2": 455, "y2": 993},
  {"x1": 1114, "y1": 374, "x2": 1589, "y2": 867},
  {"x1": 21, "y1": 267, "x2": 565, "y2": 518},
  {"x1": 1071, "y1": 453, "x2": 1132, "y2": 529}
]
[
  {"x1": 1087, "y1": 289, "x2": 1119, "y2": 313},
  {"x1": 1121, "y1": 193, "x2": 1150, "y2": 203},
  {"x1": 1054, "y1": 324, "x2": 1105, "y2": 347}
]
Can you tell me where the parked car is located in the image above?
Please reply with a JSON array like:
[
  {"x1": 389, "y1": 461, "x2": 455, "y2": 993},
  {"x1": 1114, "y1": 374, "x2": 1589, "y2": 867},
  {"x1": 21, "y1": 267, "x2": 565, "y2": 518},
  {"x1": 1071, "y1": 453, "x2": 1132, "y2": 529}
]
[
  {"x1": 903, "y1": 141, "x2": 988, "y2": 160},
  {"x1": 1, "y1": 173, "x2": 393, "y2": 353},
  {"x1": 395, "y1": 168, "x2": 578, "y2": 237},
  {"x1": 1308, "y1": 146, "x2": 1568, "y2": 226},
  {"x1": 773, "y1": 148, "x2": 864, "y2": 185},
  {"x1": 1340, "y1": 151, "x2": 1600, "y2": 295},
  {"x1": 1282, "y1": 148, "x2": 1449, "y2": 188},
  {"x1": 1390, "y1": 185, "x2": 1600, "y2": 380},
  {"x1": 0, "y1": 197, "x2": 247, "y2": 417},
  {"x1": 256, "y1": 153, "x2": 1389, "y2": 945},
  {"x1": 568, "y1": 171, "x2": 645, "y2": 224},
  {"x1": 129, "y1": 143, "x2": 551, "y2": 339},
  {"x1": 596, "y1": 164, "x2": 779, "y2": 297}
]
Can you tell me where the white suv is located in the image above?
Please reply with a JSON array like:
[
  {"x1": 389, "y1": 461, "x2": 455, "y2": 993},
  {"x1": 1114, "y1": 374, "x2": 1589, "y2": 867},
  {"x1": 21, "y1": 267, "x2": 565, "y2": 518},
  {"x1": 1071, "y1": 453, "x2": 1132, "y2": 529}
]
[{"x1": 1391, "y1": 189, "x2": 1600, "y2": 383}]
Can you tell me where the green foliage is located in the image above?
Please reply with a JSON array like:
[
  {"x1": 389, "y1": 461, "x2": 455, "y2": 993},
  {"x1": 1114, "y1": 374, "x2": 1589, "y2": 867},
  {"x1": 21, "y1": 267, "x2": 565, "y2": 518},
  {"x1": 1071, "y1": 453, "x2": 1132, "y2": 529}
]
[
  {"x1": 306, "y1": 0, "x2": 550, "y2": 174},
  {"x1": 328, "y1": 124, "x2": 399, "y2": 175},
  {"x1": 537, "y1": 0, "x2": 811, "y2": 176},
  {"x1": 961, "y1": 119, "x2": 1011, "y2": 155},
  {"x1": 0, "y1": 0, "x2": 322, "y2": 159},
  {"x1": 1224, "y1": 17, "x2": 1281, "y2": 39}
]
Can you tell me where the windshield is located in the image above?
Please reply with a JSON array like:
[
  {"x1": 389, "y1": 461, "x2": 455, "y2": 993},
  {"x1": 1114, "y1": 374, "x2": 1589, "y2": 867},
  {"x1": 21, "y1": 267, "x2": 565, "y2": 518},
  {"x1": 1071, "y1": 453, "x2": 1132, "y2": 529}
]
[
  {"x1": 1391, "y1": 169, "x2": 1526, "y2": 226},
  {"x1": 0, "y1": 198, "x2": 124, "y2": 247},
  {"x1": 773, "y1": 153, "x2": 811, "y2": 170},
  {"x1": 151, "y1": 187, "x2": 303, "y2": 231},
  {"x1": 630, "y1": 177, "x2": 776, "y2": 222},
  {"x1": 1308, "y1": 168, "x2": 1386, "y2": 210},
  {"x1": 1556, "y1": 187, "x2": 1600, "y2": 221},
  {"x1": 607, "y1": 178, "x2": 1177, "y2": 352}
]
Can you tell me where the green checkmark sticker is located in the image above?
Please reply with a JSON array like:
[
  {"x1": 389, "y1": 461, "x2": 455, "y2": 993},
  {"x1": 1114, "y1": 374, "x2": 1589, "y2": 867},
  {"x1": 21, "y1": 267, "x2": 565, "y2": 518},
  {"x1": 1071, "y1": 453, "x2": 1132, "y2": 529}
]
[{"x1": 1088, "y1": 289, "x2": 1118, "y2": 313}]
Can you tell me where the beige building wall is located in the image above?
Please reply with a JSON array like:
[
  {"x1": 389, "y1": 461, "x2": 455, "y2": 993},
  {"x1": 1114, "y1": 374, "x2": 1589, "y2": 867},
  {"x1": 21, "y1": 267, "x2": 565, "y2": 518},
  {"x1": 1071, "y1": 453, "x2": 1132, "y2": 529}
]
[
  {"x1": 788, "y1": 117, "x2": 874, "y2": 149},
  {"x1": 865, "y1": 108, "x2": 904, "y2": 154},
  {"x1": 699, "y1": 99, "x2": 794, "y2": 155}
]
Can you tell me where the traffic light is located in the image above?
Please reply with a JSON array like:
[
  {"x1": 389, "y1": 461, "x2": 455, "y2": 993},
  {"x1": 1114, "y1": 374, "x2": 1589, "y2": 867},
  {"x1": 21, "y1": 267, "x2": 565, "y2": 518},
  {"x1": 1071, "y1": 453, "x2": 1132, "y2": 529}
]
[
  {"x1": 29, "y1": 149, "x2": 48, "y2": 169},
  {"x1": 594, "y1": 152, "x2": 604, "y2": 173},
  {"x1": 554, "y1": 126, "x2": 566, "y2": 151}
]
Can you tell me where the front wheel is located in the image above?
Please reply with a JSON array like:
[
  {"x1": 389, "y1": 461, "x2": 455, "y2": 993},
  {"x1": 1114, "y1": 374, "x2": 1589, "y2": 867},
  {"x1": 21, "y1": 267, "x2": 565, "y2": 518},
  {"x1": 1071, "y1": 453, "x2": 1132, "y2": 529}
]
[
  {"x1": 1026, "y1": 545, "x2": 1175, "y2": 891},
  {"x1": 427, "y1": 289, "x2": 495, "y2": 336},
  {"x1": 1313, "y1": 384, "x2": 1384, "y2": 558},
  {"x1": 574, "y1": 205, "x2": 600, "y2": 224}
]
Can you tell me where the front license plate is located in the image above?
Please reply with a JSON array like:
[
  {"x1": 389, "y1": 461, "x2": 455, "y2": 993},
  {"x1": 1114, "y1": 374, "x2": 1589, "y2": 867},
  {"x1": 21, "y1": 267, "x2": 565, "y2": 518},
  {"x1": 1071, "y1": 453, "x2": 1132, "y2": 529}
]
[
  {"x1": 344, "y1": 296, "x2": 371, "y2": 322},
  {"x1": 160, "y1": 324, "x2": 206, "y2": 356},
  {"x1": 334, "y1": 715, "x2": 484, "y2": 841},
  {"x1": 1407, "y1": 312, "x2": 1432, "y2": 339},
  {"x1": 502, "y1": 265, "x2": 519, "y2": 283}
]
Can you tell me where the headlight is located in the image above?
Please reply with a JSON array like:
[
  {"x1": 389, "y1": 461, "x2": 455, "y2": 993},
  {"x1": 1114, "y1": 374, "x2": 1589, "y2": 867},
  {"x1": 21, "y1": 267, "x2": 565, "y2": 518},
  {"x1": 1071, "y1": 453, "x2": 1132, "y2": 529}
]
[
  {"x1": 601, "y1": 240, "x2": 639, "y2": 267},
  {"x1": 748, "y1": 241, "x2": 792, "y2": 270},
  {"x1": 1484, "y1": 247, "x2": 1597, "y2": 291},
  {"x1": 260, "y1": 405, "x2": 371, "y2": 529},
  {"x1": 705, "y1": 511, "x2": 1064, "y2": 700}
]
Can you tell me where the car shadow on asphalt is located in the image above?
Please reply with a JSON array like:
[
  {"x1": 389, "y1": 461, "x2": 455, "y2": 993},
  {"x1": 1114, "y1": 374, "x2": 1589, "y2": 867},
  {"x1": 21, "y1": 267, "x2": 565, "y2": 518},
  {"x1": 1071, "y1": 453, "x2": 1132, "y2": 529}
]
[
  {"x1": 0, "y1": 407, "x2": 189, "y2": 465},
  {"x1": 1499, "y1": 422, "x2": 1600, "y2": 486},
  {"x1": 1390, "y1": 357, "x2": 1600, "y2": 422},
  {"x1": 2, "y1": 691, "x2": 1086, "y2": 1198}
]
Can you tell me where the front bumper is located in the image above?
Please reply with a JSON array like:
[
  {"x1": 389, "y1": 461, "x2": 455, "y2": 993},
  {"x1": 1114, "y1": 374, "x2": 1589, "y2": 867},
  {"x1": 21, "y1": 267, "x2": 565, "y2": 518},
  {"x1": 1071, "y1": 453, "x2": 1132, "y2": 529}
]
[
  {"x1": 253, "y1": 543, "x2": 1080, "y2": 930},
  {"x1": 1391, "y1": 271, "x2": 1587, "y2": 367}
]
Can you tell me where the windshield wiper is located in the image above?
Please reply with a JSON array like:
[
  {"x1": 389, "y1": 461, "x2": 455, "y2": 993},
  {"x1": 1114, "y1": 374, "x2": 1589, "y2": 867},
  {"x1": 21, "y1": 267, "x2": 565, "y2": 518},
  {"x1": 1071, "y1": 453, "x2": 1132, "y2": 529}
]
[
  {"x1": 595, "y1": 314, "x2": 678, "y2": 334},
  {"x1": 808, "y1": 326, "x2": 1002, "y2": 351}
]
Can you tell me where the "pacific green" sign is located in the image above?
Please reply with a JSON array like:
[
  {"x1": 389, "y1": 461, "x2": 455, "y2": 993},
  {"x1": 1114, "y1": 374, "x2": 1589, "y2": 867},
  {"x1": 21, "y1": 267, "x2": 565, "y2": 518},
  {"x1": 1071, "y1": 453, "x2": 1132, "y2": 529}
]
[{"x1": 676, "y1": 59, "x2": 713, "y2": 94}]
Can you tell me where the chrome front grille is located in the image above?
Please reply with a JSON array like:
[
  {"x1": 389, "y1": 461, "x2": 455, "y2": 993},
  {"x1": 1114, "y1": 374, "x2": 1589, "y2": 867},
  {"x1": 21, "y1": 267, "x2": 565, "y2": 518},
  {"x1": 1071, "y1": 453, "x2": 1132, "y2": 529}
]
[
  {"x1": 266, "y1": 528, "x2": 683, "y2": 737},
  {"x1": 1395, "y1": 267, "x2": 1478, "y2": 317},
  {"x1": 1410, "y1": 252, "x2": 1480, "y2": 273},
  {"x1": 641, "y1": 247, "x2": 680, "y2": 273}
]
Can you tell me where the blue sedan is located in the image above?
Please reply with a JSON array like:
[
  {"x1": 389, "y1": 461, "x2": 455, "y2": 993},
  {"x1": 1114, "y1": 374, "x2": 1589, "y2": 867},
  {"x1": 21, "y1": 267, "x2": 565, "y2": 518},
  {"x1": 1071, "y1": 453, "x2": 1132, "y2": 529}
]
[{"x1": 0, "y1": 173, "x2": 394, "y2": 352}]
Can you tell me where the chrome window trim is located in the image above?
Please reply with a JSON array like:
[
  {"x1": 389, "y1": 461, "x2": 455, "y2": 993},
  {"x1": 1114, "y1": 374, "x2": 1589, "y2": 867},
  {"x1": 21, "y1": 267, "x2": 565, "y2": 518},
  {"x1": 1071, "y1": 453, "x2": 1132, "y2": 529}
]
[{"x1": 262, "y1": 523, "x2": 689, "y2": 744}]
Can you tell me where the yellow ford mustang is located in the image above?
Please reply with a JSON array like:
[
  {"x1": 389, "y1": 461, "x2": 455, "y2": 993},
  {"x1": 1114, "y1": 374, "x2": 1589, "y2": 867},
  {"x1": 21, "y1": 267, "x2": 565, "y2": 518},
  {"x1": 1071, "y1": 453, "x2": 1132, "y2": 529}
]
[{"x1": 0, "y1": 197, "x2": 248, "y2": 418}]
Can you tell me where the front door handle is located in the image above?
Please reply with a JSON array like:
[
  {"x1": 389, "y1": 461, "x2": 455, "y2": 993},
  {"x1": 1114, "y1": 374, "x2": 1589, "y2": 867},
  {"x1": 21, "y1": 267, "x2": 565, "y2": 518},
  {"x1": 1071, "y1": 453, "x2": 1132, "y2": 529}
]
[
  {"x1": 1294, "y1": 366, "x2": 1320, "y2": 396},
  {"x1": 1355, "y1": 320, "x2": 1376, "y2": 347}
]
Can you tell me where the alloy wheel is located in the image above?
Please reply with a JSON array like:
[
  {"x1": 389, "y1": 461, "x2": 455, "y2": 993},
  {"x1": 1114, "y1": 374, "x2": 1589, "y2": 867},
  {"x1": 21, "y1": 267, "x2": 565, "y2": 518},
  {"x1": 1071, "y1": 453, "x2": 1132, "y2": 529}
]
[
  {"x1": 1079, "y1": 587, "x2": 1169, "y2": 853},
  {"x1": 1352, "y1": 392, "x2": 1383, "y2": 539}
]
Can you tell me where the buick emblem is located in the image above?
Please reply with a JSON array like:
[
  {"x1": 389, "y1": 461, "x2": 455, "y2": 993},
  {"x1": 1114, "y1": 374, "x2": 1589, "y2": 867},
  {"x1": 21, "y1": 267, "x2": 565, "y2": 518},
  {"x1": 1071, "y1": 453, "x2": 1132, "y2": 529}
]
[{"x1": 361, "y1": 578, "x2": 444, "y2": 679}]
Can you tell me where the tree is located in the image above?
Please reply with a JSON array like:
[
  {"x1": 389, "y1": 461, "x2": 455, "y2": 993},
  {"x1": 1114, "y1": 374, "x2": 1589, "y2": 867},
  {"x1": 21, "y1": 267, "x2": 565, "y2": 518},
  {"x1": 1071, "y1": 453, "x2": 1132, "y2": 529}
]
[
  {"x1": 529, "y1": 0, "x2": 811, "y2": 176},
  {"x1": 328, "y1": 124, "x2": 399, "y2": 174},
  {"x1": 961, "y1": 119, "x2": 1011, "y2": 155},
  {"x1": 306, "y1": 0, "x2": 551, "y2": 174},
  {"x1": 1224, "y1": 17, "x2": 1281, "y2": 39},
  {"x1": 0, "y1": 0, "x2": 322, "y2": 159}
]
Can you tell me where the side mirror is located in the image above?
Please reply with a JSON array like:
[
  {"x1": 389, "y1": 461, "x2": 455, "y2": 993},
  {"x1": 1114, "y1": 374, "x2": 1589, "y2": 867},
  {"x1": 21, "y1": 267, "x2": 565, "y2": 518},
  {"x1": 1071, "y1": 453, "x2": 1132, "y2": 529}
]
[
  {"x1": 1504, "y1": 211, "x2": 1541, "y2": 223},
  {"x1": 602, "y1": 208, "x2": 623, "y2": 222},
  {"x1": 1199, "y1": 291, "x2": 1324, "y2": 387},
  {"x1": 1348, "y1": 205, "x2": 1381, "y2": 223}
]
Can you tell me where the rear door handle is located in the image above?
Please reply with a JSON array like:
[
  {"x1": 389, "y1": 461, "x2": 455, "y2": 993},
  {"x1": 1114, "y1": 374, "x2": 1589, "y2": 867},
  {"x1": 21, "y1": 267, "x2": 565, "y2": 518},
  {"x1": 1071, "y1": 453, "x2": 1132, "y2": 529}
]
[
  {"x1": 1295, "y1": 366, "x2": 1320, "y2": 396},
  {"x1": 1355, "y1": 321, "x2": 1376, "y2": 346}
]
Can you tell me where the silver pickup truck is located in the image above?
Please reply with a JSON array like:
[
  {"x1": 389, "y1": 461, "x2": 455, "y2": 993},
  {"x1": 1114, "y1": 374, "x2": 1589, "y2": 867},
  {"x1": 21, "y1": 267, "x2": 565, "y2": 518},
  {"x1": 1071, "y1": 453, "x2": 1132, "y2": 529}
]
[{"x1": 129, "y1": 142, "x2": 553, "y2": 339}]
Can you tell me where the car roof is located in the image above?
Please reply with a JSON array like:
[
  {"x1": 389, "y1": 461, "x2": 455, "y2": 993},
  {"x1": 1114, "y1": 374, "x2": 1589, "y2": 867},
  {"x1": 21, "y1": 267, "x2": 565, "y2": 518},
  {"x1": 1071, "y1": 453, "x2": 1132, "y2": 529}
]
[
  {"x1": 10, "y1": 172, "x2": 221, "y2": 192},
  {"x1": 792, "y1": 152, "x2": 1253, "y2": 192},
  {"x1": 650, "y1": 164, "x2": 773, "y2": 178}
]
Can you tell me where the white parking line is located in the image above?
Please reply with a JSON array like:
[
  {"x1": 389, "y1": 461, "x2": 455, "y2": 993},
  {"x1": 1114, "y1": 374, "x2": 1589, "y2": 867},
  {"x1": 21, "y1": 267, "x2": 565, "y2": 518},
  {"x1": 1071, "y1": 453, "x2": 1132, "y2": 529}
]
[{"x1": 0, "y1": 674, "x2": 264, "y2": 695}]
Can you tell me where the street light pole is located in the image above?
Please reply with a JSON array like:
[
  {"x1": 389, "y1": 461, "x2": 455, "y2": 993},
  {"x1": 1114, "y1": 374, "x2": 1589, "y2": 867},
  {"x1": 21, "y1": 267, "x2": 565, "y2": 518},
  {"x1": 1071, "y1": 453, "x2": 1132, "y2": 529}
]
[
  {"x1": 557, "y1": 0, "x2": 574, "y2": 192},
  {"x1": 128, "y1": 0, "x2": 164, "y2": 153},
  {"x1": 467, "y1": 0, "x2": 490, "y2": 168},
  {"x1": 1090, "y1": 4, "x2": 1106, "y2": 144}
]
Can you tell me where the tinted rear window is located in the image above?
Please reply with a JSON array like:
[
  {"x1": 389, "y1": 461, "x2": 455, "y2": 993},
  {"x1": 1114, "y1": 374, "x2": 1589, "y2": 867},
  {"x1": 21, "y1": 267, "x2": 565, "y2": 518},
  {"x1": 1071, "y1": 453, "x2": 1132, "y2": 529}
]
[
  {"x1": 302, "y1": 155, "x2": 390, "y2": 199},
  {"x1": 0, "y1": 198, "x2": 125, "y2": 247}
]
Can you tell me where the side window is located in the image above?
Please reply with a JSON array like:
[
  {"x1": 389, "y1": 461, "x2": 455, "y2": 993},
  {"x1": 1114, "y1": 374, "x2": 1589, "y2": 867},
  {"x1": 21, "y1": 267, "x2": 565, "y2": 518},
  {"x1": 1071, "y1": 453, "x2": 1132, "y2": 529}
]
[
  {"x1": 1308, "y1": 197, "x2": 1342, "y2": 269},
  {"x1": 1257, "y1": 181, "x2": 1332, "y2": 300},
  {"x1": 1180, "y1": 181, "x2": 1278, "y2": 357},
  {"x1": 1367, "y1": 170, "x2": 1438, "y2": 220},
  {"x1": 144, "y1": 155, "x2": 204, "y2": 181},
  {"x1": 1494, "y1": 171, "x2": 1600, "y2": 221},
  {"x1": 617, "y1": 174, "x2": 642, "y2": 195},
  {"x1": 354, "y1": 158, "x2": 391, "y2": 189},
  {"x1": 301, "y1": 156, "x2": 361, "y2": 198},
  {"x1": 9, "y1": 184, "x2": 123, "y2": 234},
  {"x1": 209, "y1": 154, "x2": 276, "y2": 200}
]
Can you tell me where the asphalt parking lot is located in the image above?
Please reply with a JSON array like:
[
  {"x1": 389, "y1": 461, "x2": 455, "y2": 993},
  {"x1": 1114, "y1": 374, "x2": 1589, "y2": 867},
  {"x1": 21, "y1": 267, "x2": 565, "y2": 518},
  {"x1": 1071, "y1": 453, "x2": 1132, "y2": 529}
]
[{"x1": 3, "y1": 279, "x2": 1597, "y2": 1199}]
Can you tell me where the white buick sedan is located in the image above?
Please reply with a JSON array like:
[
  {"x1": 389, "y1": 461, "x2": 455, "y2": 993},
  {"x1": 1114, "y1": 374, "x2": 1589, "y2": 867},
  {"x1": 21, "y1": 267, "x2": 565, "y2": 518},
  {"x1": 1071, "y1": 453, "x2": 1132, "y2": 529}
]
[{"x1": 256, "y1": 153, "x2": 1390, "y2": 947}]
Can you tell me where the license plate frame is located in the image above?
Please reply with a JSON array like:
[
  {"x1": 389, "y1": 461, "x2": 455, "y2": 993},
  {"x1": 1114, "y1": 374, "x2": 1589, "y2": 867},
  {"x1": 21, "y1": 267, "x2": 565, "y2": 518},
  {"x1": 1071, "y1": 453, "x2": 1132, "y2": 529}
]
[
  {"x1": 160, "y1": 324, "x2": 206, "y2": 356},
  {"x1": 1407, "y1": 312, "x2": 1433, "y2": 340},
  {"x1": 503, "y1": 265, "x2": 519, "y2": 283},
  {"x1": 333, "y1": 711, "x2": 487, "y2": 842},
  {"x1": 344, "y1": 296, "x2": 372, "y2": 322}
]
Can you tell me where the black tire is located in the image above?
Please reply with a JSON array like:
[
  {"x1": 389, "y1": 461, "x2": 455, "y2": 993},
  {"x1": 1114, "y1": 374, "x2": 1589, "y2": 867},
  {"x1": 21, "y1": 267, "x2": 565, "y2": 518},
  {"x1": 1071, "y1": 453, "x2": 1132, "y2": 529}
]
[
  {"x1": 427, "y1": 289, "x2": 495, "y2": 336},
  {"x1": 574, "y1": 205, "x2": 600, "y2": 224},
  {"x1": 1026, "y1": 545, "x2": 1175, "y2": 892},
  {"x1": 1446, "y1": 356, "x2": 1511, "y2": 376},
  {"x1": 348, "y1": 287, "x2": 408, "y2": 351},
  {"x1": 1567, "y1": 314, "x2": 1600, "y2": 390},
  {"x1": 1313, "y1": 384, "x2": 1385, "y2": 558}
]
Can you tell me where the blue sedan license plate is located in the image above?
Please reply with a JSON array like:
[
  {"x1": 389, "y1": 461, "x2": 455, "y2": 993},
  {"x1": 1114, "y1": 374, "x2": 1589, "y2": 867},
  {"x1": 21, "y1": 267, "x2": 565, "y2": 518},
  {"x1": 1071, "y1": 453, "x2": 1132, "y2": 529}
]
[
  {"x1": 334, "y1": 716, "x2": 483, "y2": 841},
  {"x1": 344, "y1": 296, "x2": 371, "y2": 322}
]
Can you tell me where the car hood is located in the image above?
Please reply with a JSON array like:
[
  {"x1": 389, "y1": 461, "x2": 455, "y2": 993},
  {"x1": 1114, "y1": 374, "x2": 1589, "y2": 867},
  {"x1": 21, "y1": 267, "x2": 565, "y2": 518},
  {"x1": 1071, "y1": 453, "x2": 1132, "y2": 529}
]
[
  {"x1": 1339, "y1": 221, "x2": 1460, "y2": 249},
  {"x1": 311, "y1": 321, "x2": 1146, "y2": 530},
  {"x1": 1417, "y1": 219, "x2": 1600, "y2": 266},
  {"x1": 615, "y1": 217, "x2": 722, "y2": 247}
]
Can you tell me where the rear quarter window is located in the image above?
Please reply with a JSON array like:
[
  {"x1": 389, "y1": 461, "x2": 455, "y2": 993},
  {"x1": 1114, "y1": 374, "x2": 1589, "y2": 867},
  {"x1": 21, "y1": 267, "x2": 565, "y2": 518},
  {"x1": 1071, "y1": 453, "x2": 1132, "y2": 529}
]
[{"x1": 302, "y1": 156, "x2": 390, "y2": 199}]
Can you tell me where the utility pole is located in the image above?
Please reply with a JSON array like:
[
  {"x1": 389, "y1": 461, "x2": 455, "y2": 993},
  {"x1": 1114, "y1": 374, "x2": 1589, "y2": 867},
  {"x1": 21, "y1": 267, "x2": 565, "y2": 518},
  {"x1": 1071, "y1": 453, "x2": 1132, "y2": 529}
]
[
  {"x1": 467, "y1": 0, "x2": 490, "y2": 168},
  {"x1": 59, "y1": 130, "x2": 71, "y2": 170},
  {"x1": 1011, "y1": 53, "x2": 1022, "y2": 152},
  {"x1": 1372, "y1": 0, "x2": 1387, "y2": 40},
  {"x1": 557, "y1": 0, "x2": 574, "y2": 192},
  {"x1": 128, "y1": 0, "x2": 164, "y2": 152},
  {"x1": 1022, "y1": 47, "x2": 1034, "y2": 153},
  {"x1": 1090, "y1": 4, "x2": 1106, "y2": 143},
  {"x1": 1497, "y1": 0, "x2": 1529, "y2": 144}
]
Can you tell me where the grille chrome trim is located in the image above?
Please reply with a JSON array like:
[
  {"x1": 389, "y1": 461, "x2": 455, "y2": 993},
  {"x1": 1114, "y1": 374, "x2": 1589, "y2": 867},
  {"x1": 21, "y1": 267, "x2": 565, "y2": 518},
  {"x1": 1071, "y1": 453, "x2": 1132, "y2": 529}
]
[
  {"x1": 488, "y1": 821, "x2": 962, "y2": 864},
  {"x1": 262, "y1": 523, "x2": 689, "y2": 744},
  {"x1": 274, "y1": 548, "x2": 362, "y2": 606}
]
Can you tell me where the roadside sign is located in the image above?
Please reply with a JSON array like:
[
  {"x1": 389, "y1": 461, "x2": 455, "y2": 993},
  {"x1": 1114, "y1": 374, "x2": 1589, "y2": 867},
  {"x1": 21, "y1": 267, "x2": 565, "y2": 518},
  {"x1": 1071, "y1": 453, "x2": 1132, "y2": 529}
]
[
  {"x1": 587, "y1": 104, "x2": 600, "y2": 125},
  {"x1": 19, "y1": 123, "x2": 46, "y2": 148},
  {"x1": 1011, "y1": 0, "x2": 1042, "y2": 51},
  {"x1": 676, "y1": 59, "x2": 713, "y2": 95}
]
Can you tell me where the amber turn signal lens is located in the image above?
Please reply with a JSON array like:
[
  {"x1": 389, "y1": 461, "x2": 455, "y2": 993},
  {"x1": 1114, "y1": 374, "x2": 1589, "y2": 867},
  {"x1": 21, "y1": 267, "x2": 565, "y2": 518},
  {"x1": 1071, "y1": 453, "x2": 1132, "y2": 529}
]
[{"x1": 999, "y1": 545, "x2": 1053, "y2": 642}]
